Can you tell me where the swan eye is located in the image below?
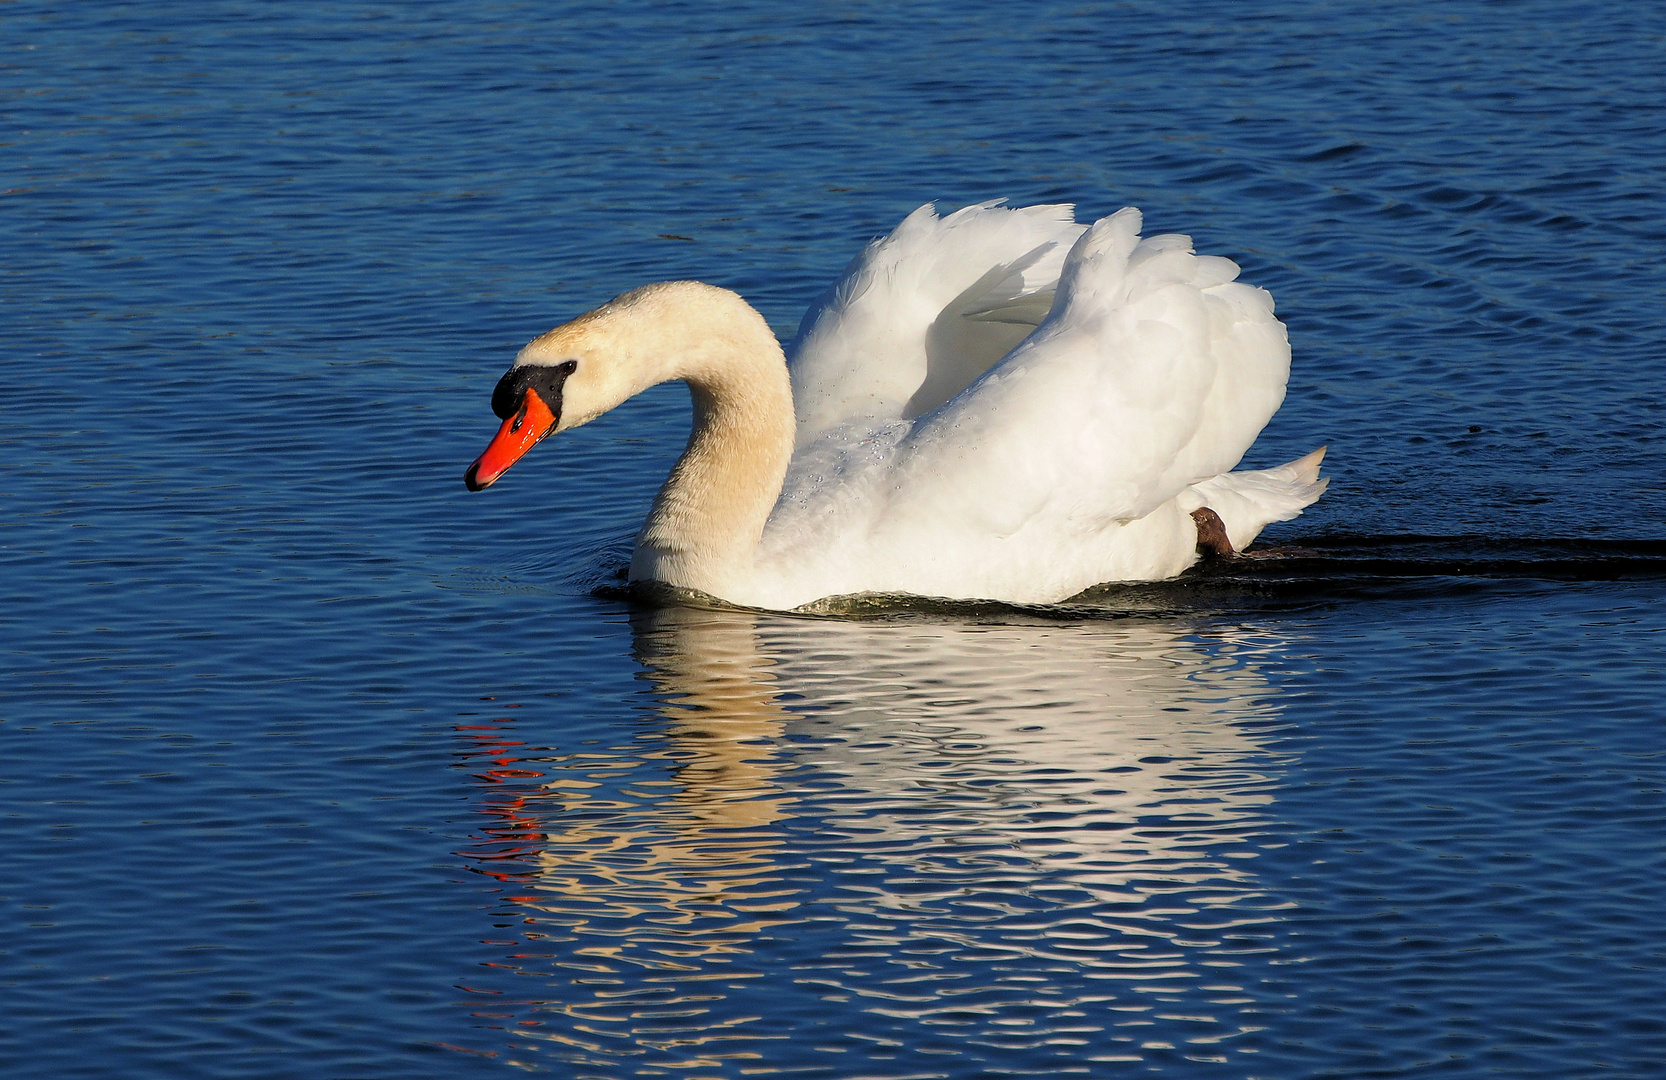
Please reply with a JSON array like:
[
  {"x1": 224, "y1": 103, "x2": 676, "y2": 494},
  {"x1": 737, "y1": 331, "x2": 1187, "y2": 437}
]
[{"x1": 491, "y1": 359, "x2": 579, "y2": 420}]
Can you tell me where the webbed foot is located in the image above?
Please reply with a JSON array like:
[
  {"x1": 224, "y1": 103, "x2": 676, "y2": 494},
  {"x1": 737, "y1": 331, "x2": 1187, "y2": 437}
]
[{"x1": 1191, "y1": 507, "x2": 1234, "y2": 559}]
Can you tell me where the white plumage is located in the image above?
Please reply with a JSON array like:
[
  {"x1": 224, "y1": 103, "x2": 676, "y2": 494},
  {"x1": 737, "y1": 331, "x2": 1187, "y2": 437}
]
[{"x1": 466, "y1": 200, "x2": 1327, "y2": 610}]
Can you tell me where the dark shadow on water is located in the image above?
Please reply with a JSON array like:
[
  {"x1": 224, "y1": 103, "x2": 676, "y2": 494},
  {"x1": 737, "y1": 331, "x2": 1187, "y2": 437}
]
[
  {"x1": 1080, "y1": 533, "x2": 1666, "y2": 611},
  {"x1": 596, "y1": 534, "x2": 1666, "y2": 619}
]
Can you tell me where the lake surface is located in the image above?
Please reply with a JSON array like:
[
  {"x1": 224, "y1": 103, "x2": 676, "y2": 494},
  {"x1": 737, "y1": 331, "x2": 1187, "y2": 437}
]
[{"x1": 4, "y1": 2, "x2": 1665, "y2": 1077}]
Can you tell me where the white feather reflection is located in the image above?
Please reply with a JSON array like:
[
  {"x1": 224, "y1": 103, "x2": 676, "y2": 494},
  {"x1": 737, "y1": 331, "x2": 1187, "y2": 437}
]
[{"x1": 460, "y1": 608, "x2": 1299, "y2": 1073}]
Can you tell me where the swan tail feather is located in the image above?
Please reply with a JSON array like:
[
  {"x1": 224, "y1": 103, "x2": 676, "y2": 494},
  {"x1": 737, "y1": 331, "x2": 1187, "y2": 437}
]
[{"x1": 1187, "y1": 446, "x2": 1328, "y2": 551}]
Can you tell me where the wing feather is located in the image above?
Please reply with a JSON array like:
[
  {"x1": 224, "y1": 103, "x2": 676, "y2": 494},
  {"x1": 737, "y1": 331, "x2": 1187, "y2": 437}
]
[{"x1": 785, "y1": 201, "x2": 1086, "y2": 445}]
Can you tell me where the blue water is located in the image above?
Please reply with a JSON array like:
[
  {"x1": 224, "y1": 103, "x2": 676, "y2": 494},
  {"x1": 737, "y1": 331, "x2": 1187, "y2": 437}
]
[{"x1": 5, "y1": 2, "x2": 1665, "y2": 1077}]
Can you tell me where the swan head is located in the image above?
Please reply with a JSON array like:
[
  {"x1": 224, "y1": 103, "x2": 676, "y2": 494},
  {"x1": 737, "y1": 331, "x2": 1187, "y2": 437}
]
[{"x1": 464, "y1": 284, "x2": 724, "y2": 491}]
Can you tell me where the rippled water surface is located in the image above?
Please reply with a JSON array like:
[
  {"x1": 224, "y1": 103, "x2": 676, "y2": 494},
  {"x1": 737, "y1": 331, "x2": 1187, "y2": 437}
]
[{"x1": 5, "y1": 2, "x2": 1665, "y2": 1077}]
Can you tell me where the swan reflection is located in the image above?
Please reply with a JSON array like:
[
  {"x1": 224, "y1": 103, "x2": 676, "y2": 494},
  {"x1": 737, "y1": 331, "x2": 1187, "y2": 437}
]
[{"x1": 455, "y1": 608, "x2": 1298, "y2": 1073}]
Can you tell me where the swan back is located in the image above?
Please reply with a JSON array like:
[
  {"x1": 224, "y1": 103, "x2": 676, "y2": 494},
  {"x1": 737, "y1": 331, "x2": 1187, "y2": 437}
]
[
  {"x1": 886, "y1": 209, "x2": 1289, "y2": 537},
  {"x1": 749, "y1": 208, "x2": 1298, "y2": 607}
]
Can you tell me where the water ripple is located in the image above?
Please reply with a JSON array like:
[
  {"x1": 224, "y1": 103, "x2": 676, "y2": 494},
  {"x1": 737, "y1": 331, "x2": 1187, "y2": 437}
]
[{"x1": 5, "y1": 1, "x2": 1666, "y2": 1076}]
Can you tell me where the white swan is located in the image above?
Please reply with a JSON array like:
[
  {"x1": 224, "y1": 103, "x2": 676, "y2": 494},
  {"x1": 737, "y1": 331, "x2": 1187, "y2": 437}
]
[{"x1": 465, "y1": 201, "x2": 1327, "y2": 610}]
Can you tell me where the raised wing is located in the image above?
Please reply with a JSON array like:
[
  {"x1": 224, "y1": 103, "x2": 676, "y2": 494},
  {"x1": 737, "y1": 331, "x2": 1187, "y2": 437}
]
[
  {"x1": 881, "y1": 207, "x2": 1291, "y2": 546},
  {"x1": 785, "y1": 200, "x2": 1086, "y2": 447},
  {"x1": 756, "y1": 206, "x2": 1294, "y2": 606}
]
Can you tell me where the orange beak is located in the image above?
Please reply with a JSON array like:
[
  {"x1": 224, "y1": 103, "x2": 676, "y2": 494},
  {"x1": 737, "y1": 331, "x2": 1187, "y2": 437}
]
[{"x1": 464, "y1": 388, "x2": 558, "y2": 491}]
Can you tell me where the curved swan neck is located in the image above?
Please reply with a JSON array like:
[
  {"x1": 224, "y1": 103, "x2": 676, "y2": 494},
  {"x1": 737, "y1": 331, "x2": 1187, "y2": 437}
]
[{"x1": 625, "y1": 283, "x2": 795, "y2": 594}]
